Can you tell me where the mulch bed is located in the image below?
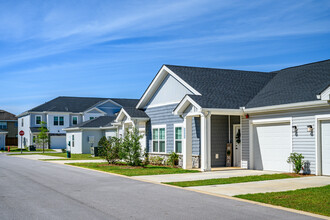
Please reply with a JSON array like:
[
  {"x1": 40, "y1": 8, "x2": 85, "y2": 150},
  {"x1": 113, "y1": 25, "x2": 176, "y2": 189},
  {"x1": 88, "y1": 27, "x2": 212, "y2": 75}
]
[{"x1": 283, "y1": 173, "x2": 315, "y2": 177}]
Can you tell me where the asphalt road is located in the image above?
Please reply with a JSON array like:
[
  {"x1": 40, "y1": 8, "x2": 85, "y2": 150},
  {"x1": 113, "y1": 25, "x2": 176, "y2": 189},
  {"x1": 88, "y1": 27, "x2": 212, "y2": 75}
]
[{"x1": 0, "y1": 154, "x2": 319, "y2": 220}]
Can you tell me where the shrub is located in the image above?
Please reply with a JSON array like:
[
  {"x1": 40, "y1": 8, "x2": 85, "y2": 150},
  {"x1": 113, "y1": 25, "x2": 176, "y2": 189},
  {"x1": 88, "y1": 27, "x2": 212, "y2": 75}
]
[
  {"x1": 287, "y1": 152, "x2": 305, "y2": 174},
  {"x1": 167, "y1": 152, "x2": 179, "y2": 167},
  {"x1": 99, "y1": 136, "x2": 121, "y2": 164},
  {"x1": 61, "y1": 149, "x2": 67, "y2": 153},
  {"x1": 142, "y1": 151, "x2": 150, "y2": 167},
  {"x1": 150, "y1": 156, "x2": 164, "y2": 165},
  {"x1": 119, "y1": 128, "x2": 143, "y2": 166}
]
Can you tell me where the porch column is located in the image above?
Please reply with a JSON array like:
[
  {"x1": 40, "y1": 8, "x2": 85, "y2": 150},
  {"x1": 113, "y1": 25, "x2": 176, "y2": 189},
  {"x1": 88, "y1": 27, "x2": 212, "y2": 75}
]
[
  {"x1": 201, "y1": 112, "x2": 211, "y2": 171},
  {"x1": 183, "y1": 116, "x2": 192, "y2": 169}
]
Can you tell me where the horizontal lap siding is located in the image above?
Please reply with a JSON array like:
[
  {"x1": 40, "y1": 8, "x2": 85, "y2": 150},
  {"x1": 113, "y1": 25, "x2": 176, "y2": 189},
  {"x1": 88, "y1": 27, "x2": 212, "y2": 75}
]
[
  {"x1": 145, "y1": 104, "x2": 201, "y2": 155},
  {"x1": 241, "y1": 107, "x2": 330, "y2": 174}
]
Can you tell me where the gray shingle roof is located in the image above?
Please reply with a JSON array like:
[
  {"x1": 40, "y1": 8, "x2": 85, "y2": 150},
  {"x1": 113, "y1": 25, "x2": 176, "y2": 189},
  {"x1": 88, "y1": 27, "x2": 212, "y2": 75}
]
[
  {"x1": 69, "y1": 116, "x2": 116, "y2": 128},
  {"x1": 26, "y1": 96, "x2": 139, "y2": 114},
  {"x1": 166, "y1": 65, "x2": 276, "y2": 109},
  {"x1": 246, "y1": 59, "x2": 330, "y2": 108},
  {"x1": 122, "y1": 107, "x2": 149, "y2": 118},
  {"x1": 0, "y1": 110, "x2": 17, "y2": 120}
]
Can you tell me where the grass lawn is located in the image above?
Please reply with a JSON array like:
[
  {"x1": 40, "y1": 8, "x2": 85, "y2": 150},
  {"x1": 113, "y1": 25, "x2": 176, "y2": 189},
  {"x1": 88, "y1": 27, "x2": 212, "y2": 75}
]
[
  {"x1": 165, "y1": 174, "x2": 300, "y2": 187},
  {"x1": 1, "y1": 147, "x2": 55, "y2": 152},
  {"x1": 235, "y1": 185, "x2": 330, "y2": 217},
  {"x1": 70, "y1": 162, "x2": 200, "y2": 176}
]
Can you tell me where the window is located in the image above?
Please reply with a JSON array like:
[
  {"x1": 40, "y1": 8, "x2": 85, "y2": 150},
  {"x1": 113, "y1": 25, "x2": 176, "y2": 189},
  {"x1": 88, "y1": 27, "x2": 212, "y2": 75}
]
[
  {"x1": 152, "y1": 126, "x2": 166, "y2": 153},
  {"x1": 54, "y1": 116, "x2": 58, "y2": 126},
  {"x1": 21, "y1": 118, "x2": 24, "y2": 127},
  {"x1": 174, "y1": 126, "x2": 183, "y2": 153},
  {"x1": 59, "y1": 117, "x2": 64, "y2": 126},
  {"x1": 15, "y1": 122, "x2": 18, "y2": 127},
  {"x1": 89, "y1": 117, "x2": 95, "y2": 120},
  {"x1": 72, "y1": 116, "x2": 78, "y2": 125},
  {"x1": 72, "y1": 135, "x2": 75, "y2": 147},
  {"x1": 0, "y1": 122, "x2": 7, "y2": 129},
  {"x1": 35, "y1": 115, "x2": 41, "y2": 125}
]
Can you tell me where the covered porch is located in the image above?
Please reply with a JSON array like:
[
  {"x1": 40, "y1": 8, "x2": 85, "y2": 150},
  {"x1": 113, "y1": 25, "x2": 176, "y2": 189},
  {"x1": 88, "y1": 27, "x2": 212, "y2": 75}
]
[{"x1": 174, "y1": 96, "x2": 244, "y2": 172}]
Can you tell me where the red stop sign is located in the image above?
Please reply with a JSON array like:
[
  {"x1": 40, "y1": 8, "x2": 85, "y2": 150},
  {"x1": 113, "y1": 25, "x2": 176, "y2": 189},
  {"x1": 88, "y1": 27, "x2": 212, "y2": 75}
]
[{"x1": 19, "y1": 130, "x2": 24, "y2": 136}]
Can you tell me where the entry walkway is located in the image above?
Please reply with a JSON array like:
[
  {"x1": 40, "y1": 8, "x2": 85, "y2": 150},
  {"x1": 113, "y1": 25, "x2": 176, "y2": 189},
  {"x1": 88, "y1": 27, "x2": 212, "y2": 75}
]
[
  {"x1": 134, "y1": 169, "x2": 281, "y2": 183},
  {"x1": 189, "y1": 176, "x2": 330, "y2": 196}
]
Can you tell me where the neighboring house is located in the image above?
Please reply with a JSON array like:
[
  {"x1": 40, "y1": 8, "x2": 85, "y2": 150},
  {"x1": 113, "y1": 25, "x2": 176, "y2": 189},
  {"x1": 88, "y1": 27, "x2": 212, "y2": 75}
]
[
  {"x1": 64, "y1": 104, "x2": 148, "y2": 154},
  {"x1": 0, "y1": 110, "x2": 18, "y2": 146},
  {"x1": 114, "y1": 60, "x2": 329, "y2": 175},
  {"x1": 17, "y1": 97, "x2": 138, "y2": 149},
  {"x1": 0, "y1": 129, "x2": 8, "y2": 150}
]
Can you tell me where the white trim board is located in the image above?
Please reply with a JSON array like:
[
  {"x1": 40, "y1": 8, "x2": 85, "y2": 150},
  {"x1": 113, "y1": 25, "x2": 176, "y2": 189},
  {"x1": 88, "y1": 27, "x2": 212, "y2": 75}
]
[{"x1": 315, "y1": 114, "x2": 330, "y2": 175}]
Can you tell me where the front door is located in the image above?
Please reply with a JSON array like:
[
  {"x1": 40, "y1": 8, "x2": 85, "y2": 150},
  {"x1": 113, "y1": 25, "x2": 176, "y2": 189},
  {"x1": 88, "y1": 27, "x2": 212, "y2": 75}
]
[{"x1": 233, "y1": 124, "x2": 241, "y2": 167}]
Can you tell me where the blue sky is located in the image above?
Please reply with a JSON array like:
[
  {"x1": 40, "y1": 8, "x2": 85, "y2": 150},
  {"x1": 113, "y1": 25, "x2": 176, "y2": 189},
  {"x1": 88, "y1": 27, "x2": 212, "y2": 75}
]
[{"x1": 1, "y1": 0, "x2": 330, "y2": 115}]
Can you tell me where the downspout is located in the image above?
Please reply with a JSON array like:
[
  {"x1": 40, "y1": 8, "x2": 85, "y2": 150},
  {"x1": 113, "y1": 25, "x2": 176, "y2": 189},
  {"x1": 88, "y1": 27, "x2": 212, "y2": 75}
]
[{"x1": 228, "y1": 115, "x2": 231, "y2": 143}]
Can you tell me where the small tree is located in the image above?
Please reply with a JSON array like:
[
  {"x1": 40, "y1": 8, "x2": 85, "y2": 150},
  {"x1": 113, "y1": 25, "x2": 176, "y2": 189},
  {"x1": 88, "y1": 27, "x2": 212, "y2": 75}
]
[
  {"x1": 36, "y1": 121, "x2": 49, "y2": 153},
  {"x1": 99, "y1": 136, "x2": 121, "y2": 164},
  {"x1": 119, "y1": 128, "x2": 143, "y2": 166},
  {"x1": 287, "y1": 153, "x2": 305, "y2": 174}
]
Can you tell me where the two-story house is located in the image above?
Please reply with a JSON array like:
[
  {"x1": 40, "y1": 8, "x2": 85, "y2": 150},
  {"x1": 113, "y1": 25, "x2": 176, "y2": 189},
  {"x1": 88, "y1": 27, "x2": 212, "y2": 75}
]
[
  {"x1": 17, "y1": 96, "x2": 138, "y2": 149},
  {"x1": 0, "y1": 110, "x2": 18, "y2": 147}
]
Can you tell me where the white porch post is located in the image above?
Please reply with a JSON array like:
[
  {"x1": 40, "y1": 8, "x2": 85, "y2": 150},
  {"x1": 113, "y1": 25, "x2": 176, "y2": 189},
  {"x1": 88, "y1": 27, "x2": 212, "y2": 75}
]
[
  {"x1": 183, "y1": 116, "x2": 192, "y2": 169},
  {"x1": 201, "y1": 112, "x2": 211, "y2": 171}
]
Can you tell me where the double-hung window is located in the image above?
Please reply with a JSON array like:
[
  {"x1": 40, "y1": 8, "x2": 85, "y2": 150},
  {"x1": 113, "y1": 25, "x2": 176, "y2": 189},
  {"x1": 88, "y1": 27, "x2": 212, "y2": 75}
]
[
  {"x1": 35, "y1": 115, "x2": 41, "y2": 125},
  {"x1": 54, "y1": 116, "x2": 64, "y2": 126},
  {"x1": 0, "y1": 122, "x2": 7, "y2": 129},
  {"x1": 72, "y1": 116, "x2": 78, "y2": 125},
  {"x1": 54, "y1": 116, "x2": 58, "y2": 126},
  {"x1": 174, "y1": 125, "x2": 183, "y2": 153},
  {"x1": 59, "y1": 117, "x2": 64, "y2": 126},
  {"x1": 89, "y1": 117, "x2": 95, "y2": 120},
  {"x1": 152, "y1": 126, "x2": 165, "y2": 153},
  {"x1": 72, "y1": 135, "x2": 75, "y2": 147}
]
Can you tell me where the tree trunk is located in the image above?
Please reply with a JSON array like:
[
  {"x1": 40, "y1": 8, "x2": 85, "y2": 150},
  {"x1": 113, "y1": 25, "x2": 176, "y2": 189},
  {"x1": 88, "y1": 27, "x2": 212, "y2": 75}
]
[{"x1": 43, "y1": 142, "x2": 45, "y2": 153}]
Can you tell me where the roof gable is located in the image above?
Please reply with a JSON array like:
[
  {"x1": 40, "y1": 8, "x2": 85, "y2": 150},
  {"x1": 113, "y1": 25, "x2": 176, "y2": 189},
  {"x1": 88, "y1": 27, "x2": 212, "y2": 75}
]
[{"x1": 0, "y1": 110, "x2": 17, "y2": 120}]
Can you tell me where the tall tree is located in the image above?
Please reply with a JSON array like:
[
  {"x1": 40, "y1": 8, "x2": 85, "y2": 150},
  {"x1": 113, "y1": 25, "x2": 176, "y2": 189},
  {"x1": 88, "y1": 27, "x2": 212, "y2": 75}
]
[{"x1": 36, "y1": 121, "x2": 49, "y2": 153}]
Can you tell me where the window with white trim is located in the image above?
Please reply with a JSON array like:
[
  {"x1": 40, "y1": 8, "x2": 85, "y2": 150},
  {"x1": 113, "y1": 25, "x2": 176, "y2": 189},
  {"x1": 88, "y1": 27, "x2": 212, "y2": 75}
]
[
  {"x1": 72, "y1": 116, "x2": 78, "y2": 125},
  {"x1": 72, "y1": 135, "x2": 75, "y2": 147},
  {"x1": 89, "y1": 117, "x2": 95, "y2": 120},
  {"x1": 174, "y1": 126, "x2": 183, "y2": 153},
  {"x1": 54, "y1": 116, "x2": 64, "y2": 126},
  {"x1": 54, "y1": 116, "x2": 58, "y2": 126},
  {"x1": 21, "y1": 118, "x2": 24, "y2": 127},
  {"x1": 35, "y1": 115, "x2": 41, "y2": 125},
  {"x1": 152, "y1": 126, "x2": 166, "y2": 153},
  {"x1": 59, "y1": 116, "x2": 64, "y2": 126}
]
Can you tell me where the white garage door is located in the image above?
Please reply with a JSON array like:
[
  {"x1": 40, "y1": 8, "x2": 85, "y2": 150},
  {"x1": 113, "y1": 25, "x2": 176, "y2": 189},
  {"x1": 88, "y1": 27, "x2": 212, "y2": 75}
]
[
  {"x1": 50, "y1": 136, "x2": 66, "y2": 149},
  {"x1": 253, "y1": 123, "x2": 291, "y2": 172},
  {"x1": 321, "y1": 120, "x2": 330, "y2": 176}
]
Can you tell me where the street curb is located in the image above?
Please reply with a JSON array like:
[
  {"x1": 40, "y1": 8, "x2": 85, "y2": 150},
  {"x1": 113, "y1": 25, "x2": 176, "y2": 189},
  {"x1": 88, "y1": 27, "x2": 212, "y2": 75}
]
[{"x1": 63, "y1": 163, "x2": 329, "y2": 220}]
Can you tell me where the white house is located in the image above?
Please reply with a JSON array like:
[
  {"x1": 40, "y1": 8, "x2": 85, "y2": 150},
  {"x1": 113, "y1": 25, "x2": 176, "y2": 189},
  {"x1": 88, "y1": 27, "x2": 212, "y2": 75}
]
[{"x1": 17, "y1": 96, "x2": 138, "y2": 149}]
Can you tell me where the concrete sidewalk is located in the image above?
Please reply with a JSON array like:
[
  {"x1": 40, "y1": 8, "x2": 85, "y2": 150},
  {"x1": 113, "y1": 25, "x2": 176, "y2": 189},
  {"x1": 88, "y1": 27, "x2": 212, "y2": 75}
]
[
  {"x1": 189, "y1": 176, "x2": 330, "y2": 196},
  {"x1": 134, "y1": 169, "x2": 281, "y2": 183}
]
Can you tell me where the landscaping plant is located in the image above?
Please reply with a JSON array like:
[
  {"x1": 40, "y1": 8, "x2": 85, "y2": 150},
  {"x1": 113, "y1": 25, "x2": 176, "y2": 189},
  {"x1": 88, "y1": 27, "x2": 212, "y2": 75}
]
[
  {"x1": 36, "y1": 121, "x2": 49, "y2": 153},
  {"x1": 98, "y1": 136, "x2": 121, "y2": 164},
  {"x1": 119, "y1": 128, "x2": 143, "y2": 166},
  {"x1": 287, "y1": 152, "x2": 305, "y2": 174},
  {"x1": 167, "y1": 152, "x2": 179, "y2": 167},
  {"x1": 150, "y1": 156, "x2": 164, "y2": 165}
]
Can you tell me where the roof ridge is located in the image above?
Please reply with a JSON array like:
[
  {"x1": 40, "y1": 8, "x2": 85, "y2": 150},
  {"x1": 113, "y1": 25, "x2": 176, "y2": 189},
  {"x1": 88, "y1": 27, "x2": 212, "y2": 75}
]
[
  {"x1": 275, "y1": 59, "x2": 330, "y2": 72},
  {"x1": 164, "y1": 64, "x2": 269, "y2": 74}
]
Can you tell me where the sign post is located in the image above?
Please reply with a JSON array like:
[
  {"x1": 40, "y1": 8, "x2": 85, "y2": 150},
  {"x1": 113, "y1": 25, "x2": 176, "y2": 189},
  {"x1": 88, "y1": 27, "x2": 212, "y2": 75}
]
[{"x1": 19, "y1": 130, "x2": 24, "y2": 154}]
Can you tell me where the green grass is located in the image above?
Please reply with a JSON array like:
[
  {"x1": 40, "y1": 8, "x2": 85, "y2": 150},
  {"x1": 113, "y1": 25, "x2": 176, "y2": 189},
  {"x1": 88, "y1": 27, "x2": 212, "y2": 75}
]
[
  {"x1": 235, "y1": 185, "x2": 330, "y2": 217},
  {"x1": 70, "y1": 162, "x2": 200, "y2": 176},
  {"x1": 1, "y1": 147, "x2": 55, "y2": 152},
  {"x1": 165, "y1": 174, "x2": 299, "y2": 187}
]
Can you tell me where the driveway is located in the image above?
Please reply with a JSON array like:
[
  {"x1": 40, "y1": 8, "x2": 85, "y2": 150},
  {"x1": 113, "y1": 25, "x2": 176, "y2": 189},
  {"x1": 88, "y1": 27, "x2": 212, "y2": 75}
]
[
  {"x1": 189, "y1": 176, "x2": 330, "y2": 196},
  {"x1": 0, "y1": 154, "x2": 319, "y2": 220},
  {"x1": 134, "y1": 169, "x2": 281, "y2": 183}
]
